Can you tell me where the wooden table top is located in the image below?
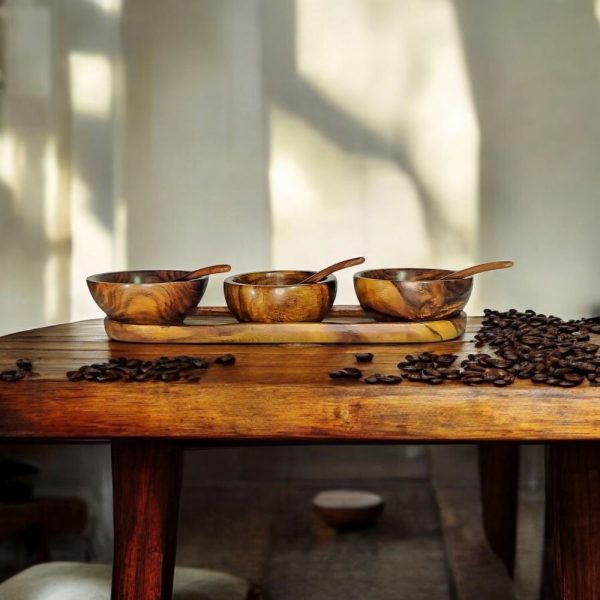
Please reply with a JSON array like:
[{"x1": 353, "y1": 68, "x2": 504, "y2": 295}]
[{"x1": 0, "y1": 318, "x2": 598, "y2": 442}]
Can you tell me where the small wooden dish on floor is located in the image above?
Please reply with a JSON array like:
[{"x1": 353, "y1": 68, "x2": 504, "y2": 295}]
[
  {"x1": 312, "y1": 489, "x2": 385, "y2": 528},
  {"x1": 104, "y1": 306, "x2": 466, "y2": 344}
]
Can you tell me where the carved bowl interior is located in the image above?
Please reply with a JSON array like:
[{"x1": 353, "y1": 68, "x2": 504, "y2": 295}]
[
  {"x1": 87, "y1": 270, "x2": 209, "y2": 325},
  {"x1": 353, "y1": 268, "x2": 473, "y2": 321},
  {"x1": 224, "y1": 270, "x2": 337, "y2": 323}
]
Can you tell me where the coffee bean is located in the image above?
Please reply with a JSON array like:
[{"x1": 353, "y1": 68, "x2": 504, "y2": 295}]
[
  {"x1": 341, "y1": 367, "x2": 363, "y2": 379},
  {"x1": 355, "y1": 352, "x2": 374, "y2": 363},
  {"x1": 16, "y1": 359, "x2": 32, "y2": 371},
  {"x1": 380, "y1": 375, "x2": 402, "y2": 385},
  {"x1": 215, "y1": 354, "x2": 236, "y2": 366},
  {"x1": 96, "y1": 373, "x2": 121, "y2": 382},
  {"x1": 563, "y1": 372, "x2": 584, "y2": 384},
  {"x1": 135, "y1": 372, "x2": 154, "y2": 382}
]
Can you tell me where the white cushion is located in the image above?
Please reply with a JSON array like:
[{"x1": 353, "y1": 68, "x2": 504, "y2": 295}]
[{"x1": 0, "y1": 562, "x2": 260, "y2": 600}]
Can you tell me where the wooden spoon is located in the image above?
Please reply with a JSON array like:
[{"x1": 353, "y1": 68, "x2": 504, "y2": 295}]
[
  {"x1": 300, "y1": 257, "x2": 366, "y2": 284},
  {"x1": 175, "y1": 264, "x2": 231, "y2": 281},
  {"x1": 439, "y1": 260, "x2": 513, "y2": 280}
]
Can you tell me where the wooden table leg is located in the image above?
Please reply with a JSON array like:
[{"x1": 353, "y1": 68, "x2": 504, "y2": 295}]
[
  {"x1": 111, "y1": 440, "x2": 183, "y2": 600},
  {"x1": 478, "y1": 443, "x2": 519, "y2": 576},
  {"x1": 544, "y1": 442, "x2": 600, "y2": 600}
]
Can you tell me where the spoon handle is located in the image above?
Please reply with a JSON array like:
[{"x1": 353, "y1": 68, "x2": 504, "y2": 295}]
[
  {"x1": 301, "y1": 257, "x2": 366, "y2": 284},
  {"x1": 440, "y1": 260, "x2": 513, "y2": 280},
  {"x1": 177, "y1": 264, "x2": 231, "y2": 281}
]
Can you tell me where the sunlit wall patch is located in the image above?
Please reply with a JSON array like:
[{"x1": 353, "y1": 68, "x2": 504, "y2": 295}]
[{"x1": 69, "y1": 53, "x2": 113, "y2": 118}]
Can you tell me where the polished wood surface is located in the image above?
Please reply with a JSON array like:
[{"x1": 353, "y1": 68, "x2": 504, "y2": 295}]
[
  {"x1": 354, "y1": 268, "x2": 473, "y2": 321},
  {"x1": 544, "y1": 443, "x2": 600, "y2": 600},
  {"x1": 299, "y1": 256, "x2": 365, "y2": 284},
  {"x1": 478, "y1": 443, "x2": 519, "y2": 576},
  {"x1": 224, "y1": 270, "x2": 336, "y2": 323},
  {"x1": 104, "y1": 306, "x2": 466, "y2": 344},
  {"x1": 0, "y1": 318, "x2": 599, "y2": 441},
  {"x1": 112, "y1": 440, "x2": 183, "y2": 600},
  {"x1": 87, "y1": 270, "x2": 208, "y2": 325}
]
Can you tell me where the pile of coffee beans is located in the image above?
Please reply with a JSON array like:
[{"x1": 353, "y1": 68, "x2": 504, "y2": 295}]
[
  {"x1": 66, "y1": 354, "x2": 235, "y2": 383},
  {"x1": 472, "y1": 309, "x2": 599, "y2": 387},
  {"x1": 457, "y1": 353, "x2": 516, "y2": 386},
  {"x1": 0, "y1": 359, "x2": 33, "y2": 382},
  {"x1": 397, "y1": 353, "x2": 460, "y2": 384},
  {"x1": 329, "y1": 309, "x2": 600, "y2": 388}
]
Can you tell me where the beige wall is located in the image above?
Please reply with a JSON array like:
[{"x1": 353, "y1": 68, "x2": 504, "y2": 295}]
[
  {"x1": 121, "y1": 0, "x2": 270, "y2": 305},
  {"x1": 455, "y1": 0, "x2": 600, "y2": 317}
]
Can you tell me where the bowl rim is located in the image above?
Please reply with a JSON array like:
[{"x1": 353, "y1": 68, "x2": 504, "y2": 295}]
[
  {"x1": 354, "y1": 268, "x2": 473, "y2": 283},
  {"x1": 86, "y1": 269, "x2": 207, "y2": 285},
  {"x1": 224, "y1": 270, "x2": 337, "y2": 288}
]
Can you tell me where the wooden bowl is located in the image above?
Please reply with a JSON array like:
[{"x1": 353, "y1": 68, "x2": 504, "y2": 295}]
[
  {"x1": 354, "y1": 268, "x2": 473, "y2": 321},
  {"x1": 87, "y1": 270, "x2": 209, "y2": 325},
  {"x1": 224, "y1": 271, "x2": 337, "y2": 323},
  {"x1": 312, "y1": 489, "x2": 384, "y2": 529}
]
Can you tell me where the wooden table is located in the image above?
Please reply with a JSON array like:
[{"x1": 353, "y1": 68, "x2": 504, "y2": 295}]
[{"x1": 0, "y1": 318, "x2": 598, "y2": 599}]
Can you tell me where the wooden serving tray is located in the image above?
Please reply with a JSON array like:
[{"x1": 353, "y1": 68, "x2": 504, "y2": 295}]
[{"x1": 104, "y1": 306, "x2": 466, "y2": 345}]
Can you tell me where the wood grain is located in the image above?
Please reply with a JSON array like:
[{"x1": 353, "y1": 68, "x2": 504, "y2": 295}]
[
  {"x1": 544, "y1": 442, "x2": 600, "y2": 600},
  {"x1": 224, "y1": 270, "x2": 336, "y2": 323},
  {"x1": 111, "y1": 440, "x2": 183, "y2": 600},
  {"x1": 0, "y1": 318, "x2": 599, "y2": 441},
  {"x1": 87, "y1": 270, "x2": 208, "y2": 325},
  {"x1": 478, "y1": 443, "x2": 519, "y2": 576},
  {"x1": 354, "y1": 268, "x2": 473, "y2": 321},
  {"x1": 104, "y1": 307, "x2": 466, "y2": 344}
]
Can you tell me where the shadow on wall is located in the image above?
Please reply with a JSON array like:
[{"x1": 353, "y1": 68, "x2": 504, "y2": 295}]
[
  {"x1": 263, "y1": 0, "x2": 479, "y2": 297},
  {"x1": 265, "y1": 1, "x2": 469, "y2": 251},
  {"x1": 453, "y1": 0, "x2": 600, "y2": 316}
]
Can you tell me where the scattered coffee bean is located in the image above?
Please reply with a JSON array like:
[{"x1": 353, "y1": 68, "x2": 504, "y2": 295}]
[
  {"x1": 342, "y1": 367, "x2": 363, "y2": 379},
  {"x1": 326, "y1": 308, "x2": 599, "y2": 389},
  {"x1": 329, "y1": 367, "x2": 363, "y2": 380},
  {"x1": 0, "y1": 359, "x2": 34, "y2": 383},
  {"x1": 16, "y1": 358, "x2": 32, "y2": 371},
  {"x1": 65, "y1": 355, "x2": 217, "y2": 383},
  {"x1": 380, "y1": 375, "x2": 402, "y2": 385},
  {"x1": 355, "y1": 352, "x2": 374, "y2": 363},
  {"x1": 215, "y1": 354, "x2": 236, "y2": 366}
]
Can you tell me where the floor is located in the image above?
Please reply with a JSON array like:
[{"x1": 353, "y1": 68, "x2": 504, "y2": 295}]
[{"x1": 175, "y1": 444, "x2": 545, "y2": 599}]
